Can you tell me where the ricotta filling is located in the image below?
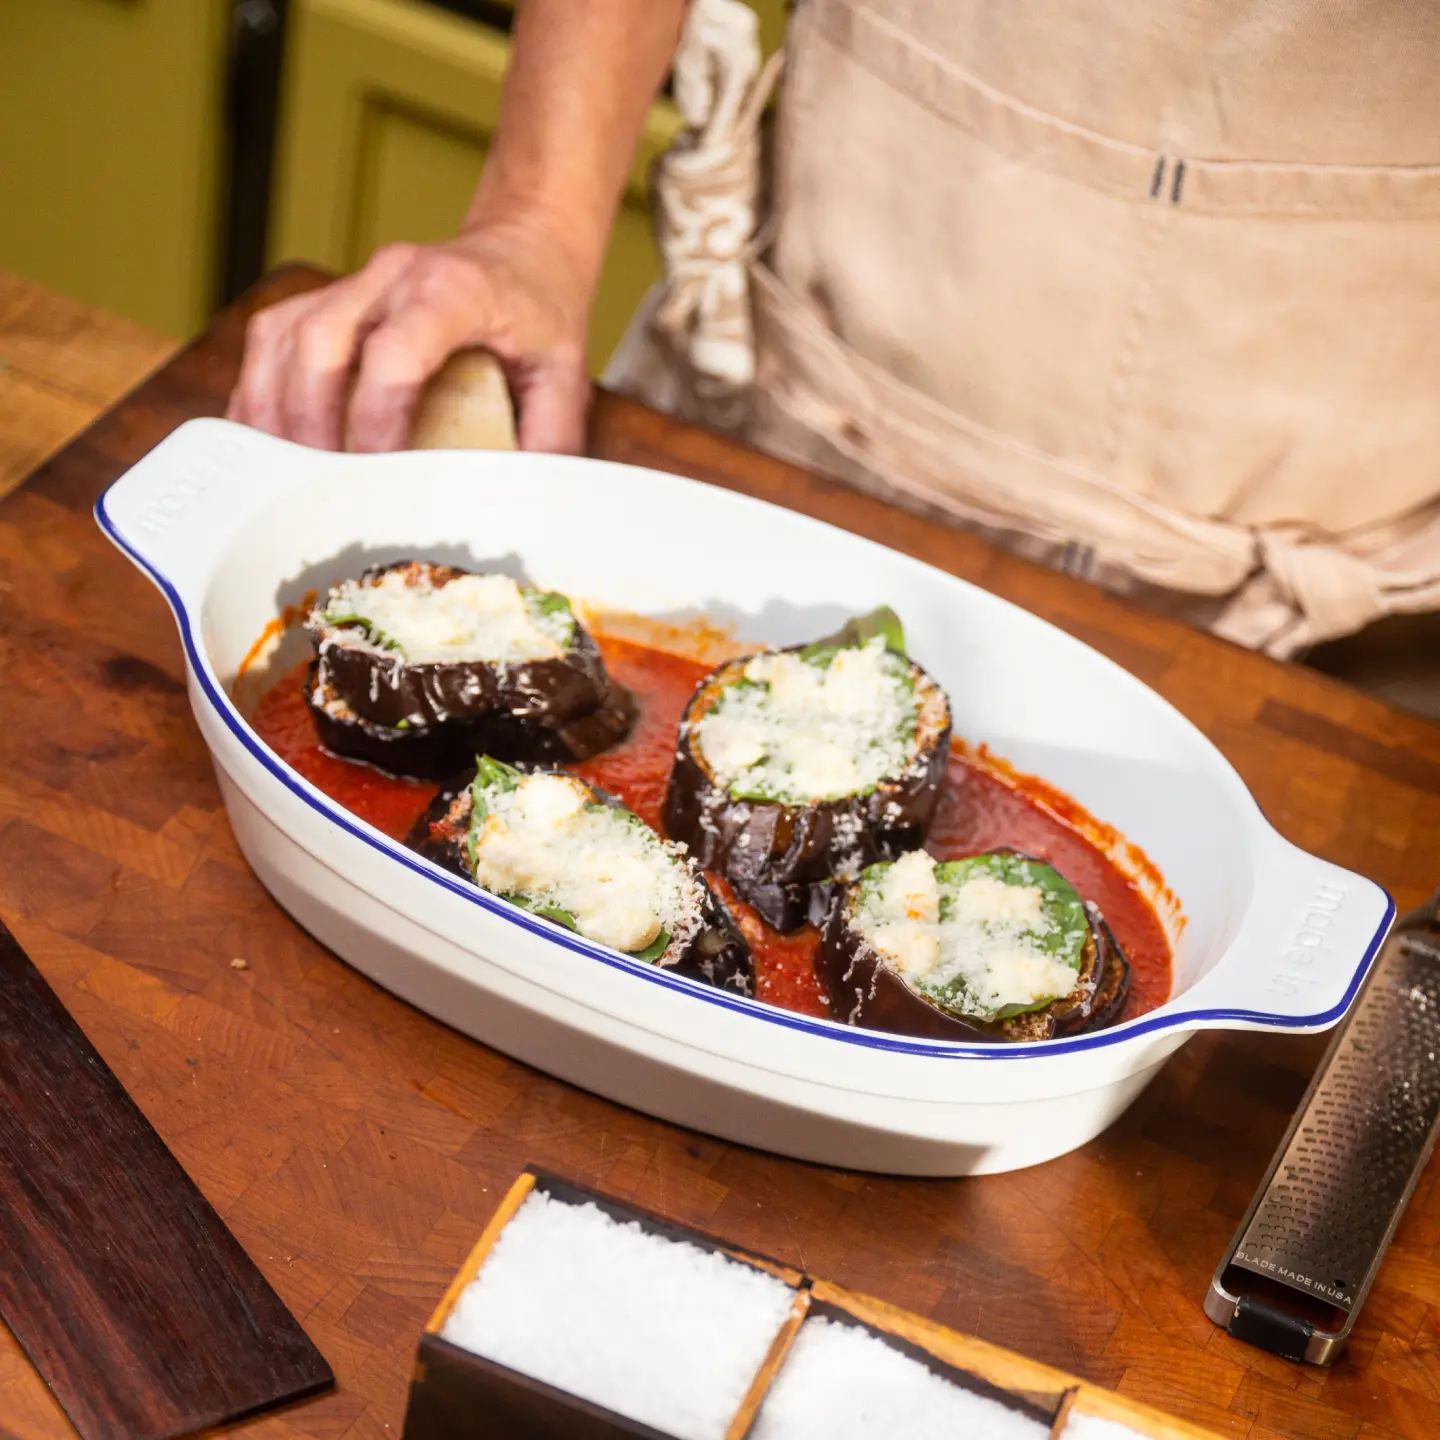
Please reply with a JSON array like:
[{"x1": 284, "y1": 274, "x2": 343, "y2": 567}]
[
  {"x1": 317, "y1": 570, "x2": 574, "y2": 664},
  {"x1": 693, "y1": 639, "x2": 919, "y2": 804},
  {"x1": 467, "y1": 771, "x2": 699, "y2": 956},
  {"x1": 853, "y1": 850, "x2": 1084, "y2": 1020}
]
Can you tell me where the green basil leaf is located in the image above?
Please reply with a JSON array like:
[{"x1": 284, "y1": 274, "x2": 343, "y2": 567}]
[
  {"x1": 528, "y1": 589, "x2": 573, "y2": 617},
  {"x1": 523, "y1": 588, "x2": 578, "y2": 649},
  {"x1": 467, "y1": 755, "x2": 525, "y2": 866},
  {"x1": 806, "y1": 605, "x2": 906, "y2": 658},
  {"x1": 321, "y1": 612, "x2": 401, "y2": 652},
  {"x1": 908, "y1": 851, "x2": 1091, "y2": 1023},
  {"x1": 528, "y1": 901, "x2": 581, "y2": 932},
  {"x1": 629, "y1": 929, "x2": 671, "y2": 963},
  {"x1": 932, "y1": 852, "x2": 1088, "y2": 971},
  {"x1": 495, "y1": 893, "x2": 579, "y2": 931},
  {"x1": 991, "y1": 996, "x2": 1060, "y2": 1019},
  {"x1": 473, "y1": 755, "x2": 524, "y2": 793}
]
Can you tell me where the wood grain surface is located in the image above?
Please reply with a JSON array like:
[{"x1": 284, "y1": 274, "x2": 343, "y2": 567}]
[
  {"x1": 1, "y1": 266, "x2": 1439, "y2": 1440},
  {"x1": 0, "y1": 272, "x2": 174, "y2": 503},
  {"x1": 0, "y1": 920, "x2": 331, "y2": 1439}
]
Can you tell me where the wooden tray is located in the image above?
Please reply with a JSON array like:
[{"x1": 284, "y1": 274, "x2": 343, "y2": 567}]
[{"x1": 402, "y1": 1168, "x2": 1219, "y2": 1440}]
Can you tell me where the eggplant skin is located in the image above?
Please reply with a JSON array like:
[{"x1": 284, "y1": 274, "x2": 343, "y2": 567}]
[
  {"x1": 818, "y1": 861, "x2": 1133, "y2": 1044},
  {"x1": 309, "y1": 561, "x2": 636, "y2": 772},
  {"x1": 304, "y1": 662, "x2": 471, "y2": 781},
  {"x1": 406, "y1": 769, "x2": 753, "y2": 996},
  {"x1": 406, "y1": 772, "x2": 479, "y2": 880},
  {"x1": 662, "y1": 651, "x2": 952, "y2": 932},
  {"x1": 304, "y1": 661, "x2": 635, "y2": 781}
]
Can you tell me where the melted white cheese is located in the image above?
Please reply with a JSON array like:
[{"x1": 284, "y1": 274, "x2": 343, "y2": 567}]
[
  {"x1": 855, "y1": 851, "x2": 1079, "y2": 1015},
  {"x1": 949, "y1": 873, "x2": 1046, "y2": 927},
  {"x1": 319, "y1": 571, "x2": 571, "y2": 664},
  {"x1": 693, "y1": 639, "x2": 917, "y2": 803},
  {"x1": 469, "y1": 773, "x2": 698, "y2": 954},
  {"x1": 877, "y1": 848, "x2": 940, "y2": 924}
]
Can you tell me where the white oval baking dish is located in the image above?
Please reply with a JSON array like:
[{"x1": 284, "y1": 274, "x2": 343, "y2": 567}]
[{"x1": 98, "y1": 419, "x2": 1393, "y2": 1176}]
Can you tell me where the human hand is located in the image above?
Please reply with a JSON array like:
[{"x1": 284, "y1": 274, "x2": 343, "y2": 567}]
[{"x1": 226, "y1": 216, "x2": 593, "y2": 453}]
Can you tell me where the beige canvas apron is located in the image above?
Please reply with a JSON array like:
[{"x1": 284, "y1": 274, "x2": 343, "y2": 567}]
[{"x1": 605, "y1": 0, "x2": 1440, "y2": 659}]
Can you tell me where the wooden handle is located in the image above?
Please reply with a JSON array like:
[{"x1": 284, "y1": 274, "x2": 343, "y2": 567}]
[{"x1": 407, "y1": 348, "x2": 517, "y2": 452}]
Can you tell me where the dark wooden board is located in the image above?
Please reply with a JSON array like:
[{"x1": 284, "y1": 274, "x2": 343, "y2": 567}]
[
  {"x1": 0, "y1": 265, "x2": 1438, "y2": 1439},
  {"x1": 0, "y1": 918, "x2": 332, "y2": 1439}
]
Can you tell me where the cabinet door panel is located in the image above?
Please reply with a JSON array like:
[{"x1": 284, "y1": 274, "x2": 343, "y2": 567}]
[
  {"x1": 271, "y1": 0, "x2": 682, "y2": 371},
  {"x1": 0, "y1": 0, "x2": 227, "y2": 337},
  {"x1": 354, "y1": 103, "x2": 484, "y2": 264}
]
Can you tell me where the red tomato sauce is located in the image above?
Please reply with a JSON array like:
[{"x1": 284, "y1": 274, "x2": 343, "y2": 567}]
[
  {"x1": 249, "y1": 636, "x2": 1173, "y2": 1024},
  {"x1": 248, "y1": 664, "x2": 438, "y2": 842}
]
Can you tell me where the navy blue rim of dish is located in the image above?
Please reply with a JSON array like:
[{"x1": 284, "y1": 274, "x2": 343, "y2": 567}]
[{"x1": 96, "y1": 493, "x2": 1396, "y2": 1061}]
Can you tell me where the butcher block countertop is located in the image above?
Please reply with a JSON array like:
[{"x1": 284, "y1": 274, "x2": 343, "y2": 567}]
[{"x1": 2, "y1": 266, "x2": 1440, "y2": 1440}]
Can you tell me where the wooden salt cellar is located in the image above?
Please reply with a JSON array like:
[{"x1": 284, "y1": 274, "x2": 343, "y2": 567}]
[
  {"x1": 403, "y1": 1169, "x2": 1223, "y2": 1440},
  {"x1": 403, "y1": 1170, "x2": 806, "y2": 1440}
]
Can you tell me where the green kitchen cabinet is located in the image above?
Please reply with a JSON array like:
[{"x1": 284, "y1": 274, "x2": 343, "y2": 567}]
[
  {"x1": 270, "y1": 0, "x2": 786, "y2": 372},
  {"x1": 0, "y1": 0, "x2": 787, "y2": 359},
  {"x1": 0, "y1": 1, "x2": 230, "y2": 339}
]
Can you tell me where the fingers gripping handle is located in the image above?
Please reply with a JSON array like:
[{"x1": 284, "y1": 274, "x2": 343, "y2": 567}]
[
  {"x1": 408, "y1": 348, "x2": 517, "y2": 452},
  {"x1": 351, "y1": 348, "x2": 517, "y2": 454},
  {"x1": 103, "y1": 343, "x2": 518, "y2": 596}
]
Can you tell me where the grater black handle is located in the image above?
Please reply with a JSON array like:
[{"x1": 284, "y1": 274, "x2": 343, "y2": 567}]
[{"x1": 1227, "y1": 1296, "x2": 1314, "y2": 1363}]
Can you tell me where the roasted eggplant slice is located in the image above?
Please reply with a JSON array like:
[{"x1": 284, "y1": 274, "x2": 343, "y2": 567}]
[
  {"x1": 304, "y1": 660, "x2": 478, "y2": 781},
  {"x1": 820, "y1": 848, "x2": 1131, "y2": 1043},
  {"x1": 663, "y1": 609, "x2": 951, "y2": 931},
  {"x1": 408, "y1": 757, "x2": 752, "y2": 994},
  {"x1": 306, "y1": 561, "x2": 634, "y2": 775}
]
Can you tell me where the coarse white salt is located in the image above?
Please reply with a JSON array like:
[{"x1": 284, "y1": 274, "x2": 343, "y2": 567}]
[
  {"x1": 1061, "y1": 1411, "x2": 1147, "y2": 1439},
  {"x1": 749, "y1": 1316, "x2": 1050, "y2": 1440},
  {"x1": 441, "y1": 1190, "x2": 796, "y2": 1440}
]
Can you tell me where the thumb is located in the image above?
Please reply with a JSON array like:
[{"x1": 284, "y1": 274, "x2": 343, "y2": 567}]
[{"x1": 509, "y1": 353, "x2": 592, "y2": 455}]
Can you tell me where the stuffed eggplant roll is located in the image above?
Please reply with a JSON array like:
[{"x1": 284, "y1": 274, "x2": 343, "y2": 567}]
[
  {"x1": 664, "y1": 610, "x2": 951, "y2": 931},
  {"x1": 410, "y1": 758, "x2": 752, "y2": 994},
  {"x1": 820, "y1": 849, "x2": 1131, "y2": 1042},
  {"x1": 305, "y1": 561, "x2": 634, "y2": 778}
]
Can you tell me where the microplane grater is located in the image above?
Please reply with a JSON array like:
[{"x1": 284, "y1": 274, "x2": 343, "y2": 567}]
[{"x1": 1206, "y1": 891, "x2": 1440, "y2": 1364}]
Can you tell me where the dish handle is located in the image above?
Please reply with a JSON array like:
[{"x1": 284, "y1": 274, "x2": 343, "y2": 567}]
[
  {"x1": 1181, "y1": 832, "x2": 1394, "y2": 1032},
  {"x1": 95, "y1": 418, "x2": 308, "y2": 598}
]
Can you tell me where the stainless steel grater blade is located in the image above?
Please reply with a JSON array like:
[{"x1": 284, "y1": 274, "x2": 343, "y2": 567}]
[{"x1": 1205, "y1": 891, "x2": 1440, "y2": 1365}]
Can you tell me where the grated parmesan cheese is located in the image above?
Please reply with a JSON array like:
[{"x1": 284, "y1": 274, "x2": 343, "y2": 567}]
[
  {"x1": 854, "y1": 851, "x2": 1083, "y2": 1019},
  {"x1": 315, "y1": 569, "x2": 574, "y2": 664},
  {"x1": 693, "y1": 639, "x2": 919, "y2": 804},
  {"x1": 470, "y1": 772, "x2": 700, "y2": 954}
]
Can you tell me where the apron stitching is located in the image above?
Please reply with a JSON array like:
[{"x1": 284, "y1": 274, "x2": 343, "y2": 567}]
[
  {"x1": 1170, "y1": 159, "x2": 1187, "y2": 204},
  {"x1": 755, "y1": 266, "x2": 1256, "y2": 562},
  {"x1": 836, "y1": 1, "x2": 1152, "y2": 159},
  {"x1": 649, "y1": 0, "x2": 1440, "y2": 653},
  {"x1": 1059, "y1": 542, "x2": 1100, "y2": 579},
  {"x1": 762, "y1": 369, "x2": 1251, "y2": 593},
  {"x1": 811, "y1": 0, "x2": 1158, "y2": 202},
  {"x1": 770, "y1": 0, "x2": 818, "y2": 248},
  {"x1": 814, "y1": 0, "x2": 1440, "y2": 217},
  {"x1": 766, "y1": 377, "x2": 1090, "y2": 546},
  {"x1": 1100, "y1": 198, "x2": 1171, "y2": 474}
]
